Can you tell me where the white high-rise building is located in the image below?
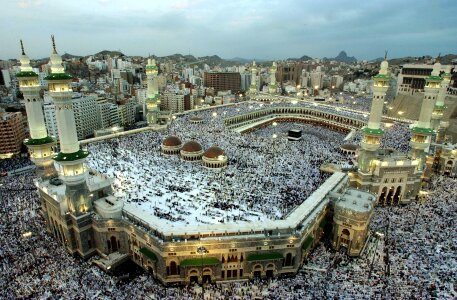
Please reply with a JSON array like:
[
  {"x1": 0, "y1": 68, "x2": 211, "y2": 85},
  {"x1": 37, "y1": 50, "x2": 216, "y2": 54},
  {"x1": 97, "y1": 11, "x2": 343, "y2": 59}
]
[
  {"x1": 43, "y1": 102, "x2": 59, "y2": 139},
  {"x1": 310, "y1": 69, "x2": 324, "y2": 90},
  {"x1": 1, "y1": 69, "x2": 11, "y2": 88},
  {"x1": 161, "y1": 91, "x2": 185, "y2": 113},
  {"x1": 44, "y1": 95, "x2": 102, "y2": 140},
  {"x1": 98, "y1": 102, "x2": 119, "y2": 128},
  {"x1": 72, "y1": 96, "x2": 101, "y2": 139},
  {"x1": 331, "y1": 75, "x2": 344, "y2": 89},
  {"x1": 240, "y1": 72, "x2": 252, "y2": 92},
  {"x1": 118, "y1": 99, "x2": 137, "y2": 127}
]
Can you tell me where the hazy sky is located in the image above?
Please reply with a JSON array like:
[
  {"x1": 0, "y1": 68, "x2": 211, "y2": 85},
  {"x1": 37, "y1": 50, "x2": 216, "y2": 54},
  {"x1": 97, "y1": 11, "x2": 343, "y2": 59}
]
[{"x1": 1, "y1": 0, "x2": 456, "y2": 60}]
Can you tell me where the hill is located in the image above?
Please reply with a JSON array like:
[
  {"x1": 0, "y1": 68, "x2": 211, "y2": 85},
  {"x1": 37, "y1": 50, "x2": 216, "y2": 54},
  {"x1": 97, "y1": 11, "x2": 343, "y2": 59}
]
[{"x1": 333, "y1": 51, "x2": 357, "y2": 63}]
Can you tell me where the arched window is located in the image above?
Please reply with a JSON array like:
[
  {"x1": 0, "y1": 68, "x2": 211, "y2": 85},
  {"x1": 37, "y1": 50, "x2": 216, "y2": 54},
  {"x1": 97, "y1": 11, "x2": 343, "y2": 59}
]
[
  {"x1": 285, "y1": 253, "x2": 292, "y2": 266},
  {"x1": 170, "y1": 261, "x2": 178, "y2": 275},
  {"x1": 110, "y1": 236, "x2": 118, "y2": 251}
]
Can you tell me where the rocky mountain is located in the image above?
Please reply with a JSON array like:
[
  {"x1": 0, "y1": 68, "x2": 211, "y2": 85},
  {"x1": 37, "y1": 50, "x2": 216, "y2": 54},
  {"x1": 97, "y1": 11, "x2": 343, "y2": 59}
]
[
  {"x1": 61, "y1": 53, "x2": 82, "y2": 60},
  {"x1": 333, "y1": 51, "x2": 357, "y2": 63},
  {"x1": 94, "y1": 50, "x2": 124, "y2": 58},
  {"x1": 286, "y1": 54, "x2": 313, "y2": 61}
]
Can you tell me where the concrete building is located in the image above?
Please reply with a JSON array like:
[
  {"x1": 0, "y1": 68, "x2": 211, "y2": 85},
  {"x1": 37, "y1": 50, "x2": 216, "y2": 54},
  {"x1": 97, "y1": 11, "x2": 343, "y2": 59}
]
[
  {"x1": 43, "y1": 102, "x2": 59, "y2": 140},
  {"x1": 438, "y1": 143, "x2": 457, "y2": 177},
  {"x1": 331, "y1": 188, "x2": 375, "y2": 256},
  {"x1": 203, "y1": 72, "x2": 241, "y2": 94},
  {"x1": 98, "y1": 102, "x2": 119, "y2": 128},
  {"x1": 161, "y1": 91, "x2": 186, "y2": 114},
  {"x1": 44, "y1": 95, "x2": 101, "y2": 140},
  {"x1": 0, "y1": 112, "x2": 26, "y2": 157},
  {"x1": 1, "y1": 69, "x2": 12, "y2": 87},
  {"x1": 330, "y1": 75, "x2": 344, "y2": 89},
  {"x1": 118, "y1": 99, "x2": 137, "y2": 127},
  {"x1": 310, "y1": 68, "x2": 324, "y2": 91},
  {"x1": 43, "y1": 96, "x2": 102, "y2": 140},
  {"x1": 72, "y1": 95, "x2": 101, "y2": 139},
  {"x1": 240, "y1": 72, "x2": 252, "y2": 92},
  {"x1": 396, "y1": 63, "x2": 453, "y2": 95},
  {"x1": 276, "y1": 62, "x2": 303, "y2": 86}
]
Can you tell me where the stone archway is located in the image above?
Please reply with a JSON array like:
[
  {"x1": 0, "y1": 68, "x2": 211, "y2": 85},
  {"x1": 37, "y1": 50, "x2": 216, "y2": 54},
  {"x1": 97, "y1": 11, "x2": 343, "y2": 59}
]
[
  {"x1": 188, "y1": 269, "x2": 199, "y2": 283},
  {"x1": 378, "y1": 186, "x2": 387, "y2": 205},
  {"x1": 253, "y1": 264, "x2": 263, "y2": 278},
  {"x1": 393, "y1": 186, "x2": 402, "y2": 205},
  {"x1": 340, "y1": 229, "x2": 350, "y2": 246},
  {"x1": 265, "y1": 263, "x2": 275, "y2": 278},
  {"x1": 284, "y1": 253, "x2": 293, "y2": 266},
  {"x1": 202, "y1": 268, "x2": 212, "y2": 284},
  {"x1": 110, "y1": 236, "x2": 118, "y2": 252},
  {"x1": 386, "y1": 186, "x2": 395, "y2": 205}
]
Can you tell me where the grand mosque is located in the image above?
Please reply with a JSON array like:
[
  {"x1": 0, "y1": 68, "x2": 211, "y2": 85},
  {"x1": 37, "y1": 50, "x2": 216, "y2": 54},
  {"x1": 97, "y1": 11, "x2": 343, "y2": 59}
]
[{"x1": 17, "y1": 37, "x2": 453, "y2": 285}]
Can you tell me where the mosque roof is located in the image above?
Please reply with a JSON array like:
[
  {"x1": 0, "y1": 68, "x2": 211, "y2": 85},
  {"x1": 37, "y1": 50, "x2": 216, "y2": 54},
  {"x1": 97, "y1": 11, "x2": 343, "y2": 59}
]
[
  {"x1": 162, "y1": 136, "x2": 182, "y2": 147},
  {"x1": 203, "y1": 146, "x2": 225, "y2": 159},
  {"x1": 181, "y1": 141, "x2": 202, "y2": 152},
  {"x1": 340, "y1": 144, "x2": 359, "y2": 151}
]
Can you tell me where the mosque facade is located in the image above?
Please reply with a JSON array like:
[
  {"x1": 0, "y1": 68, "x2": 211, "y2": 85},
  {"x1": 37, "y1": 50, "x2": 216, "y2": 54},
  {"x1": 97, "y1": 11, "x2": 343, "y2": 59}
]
[{"x1": 18, "y1": 41, "x2": 448, "y2": 285}]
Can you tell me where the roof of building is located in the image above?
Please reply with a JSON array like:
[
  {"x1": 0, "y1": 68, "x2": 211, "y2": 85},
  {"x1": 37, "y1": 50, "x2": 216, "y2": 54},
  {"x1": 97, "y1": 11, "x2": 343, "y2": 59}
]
[
  {"x1": 340, "y1": 144, "x2": 359, "y2": 151},
  {"x1": 203, "y1": 146, "x2": 225, "y2": 159},
  {"x1": 162, "y1": 136, "x2": 182, "y2": 147},
  {"x1": 190, "y1": 116, "x2": 203, "y2": 122},
  {"x1": 335, "y1": 188, "x2": 375, "y2": 213},
  {"x1": 181, "y1": 140, "x2": 202, "y2": 152}
]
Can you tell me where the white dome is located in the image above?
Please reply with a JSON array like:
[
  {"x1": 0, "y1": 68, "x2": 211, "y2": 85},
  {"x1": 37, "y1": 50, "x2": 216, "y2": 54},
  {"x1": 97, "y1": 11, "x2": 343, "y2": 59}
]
[
  {"x1": 50, "y1": 52, "x2": 64, "y2": 73},
  {"x1": 431, "y1": 62, "x2": 441, "y2": 77},
  {"x1": 19, "y1": 54, "x2": 32, "y2": 72},
  {"x1": 379, "y1": 60, "x2": 388, "y2": 74}
]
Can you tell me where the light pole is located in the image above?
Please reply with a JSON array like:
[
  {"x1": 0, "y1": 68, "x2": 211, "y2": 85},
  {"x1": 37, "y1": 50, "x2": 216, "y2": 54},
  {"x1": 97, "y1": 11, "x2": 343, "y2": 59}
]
[{"x1": 197, "y1": 246, "x2": 208, "y2": 290}]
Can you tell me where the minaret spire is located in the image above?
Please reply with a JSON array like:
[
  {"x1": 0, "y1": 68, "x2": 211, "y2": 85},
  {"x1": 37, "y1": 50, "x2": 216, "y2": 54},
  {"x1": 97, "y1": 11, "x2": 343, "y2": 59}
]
[
  {"x1": 145, "y1": 56, "x2": 160, "y2": 125},
  {"x1": 384, "y1": 50, "x2": 388, "y2": 60},
  {"x1": 45, "y1": 38, "x2": 91, "y2": 215},
  {"x1": 357, "y1": 54, "x2": 389, "y2": 172},
  {"x1": 17, "y1": 41, "x2": 57, "y2": 179},
  {"x1": 51, "y1": 34, "x2": 57, "y2": 54},
  {"x1": 410, "y1": 60, "x2": 442, "y2": 171},
  {"x1": 269, "y1": 61, "x2": 278, "y2": 95},
  {"x1": 20, "y1": 39, "x2": 25, "y2": 55},
  {"x1": 249, "y1": 60, "x2": 258, "y2": 99}
]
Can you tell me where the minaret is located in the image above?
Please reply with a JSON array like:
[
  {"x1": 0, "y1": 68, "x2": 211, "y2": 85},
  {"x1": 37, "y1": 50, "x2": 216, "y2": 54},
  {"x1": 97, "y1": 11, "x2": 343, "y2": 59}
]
[
  {"x1": 17, "y1": 40, "x2": 57, "y2": 179},
  {"x1": 431, "y1": 64, "x2": 451, "y2": 142},
  {"x1": 358, "y1": 55, "x2": 389, "y2": 173},
  {"x1": 249, "y1": 60, "x2": 258, "y2": 97},
  {"x1": 409, "y1": 60, "x2": 442, "y2": 171},
  {"x1": 268, "y1": 62, "x2": 277, "y2": 94},
  {"x1": 46, "y1": 36, "x2": 91, "y2": 215},
  {"x1": 145, "y1": 57, "x2": 160, "y2": 125}
]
